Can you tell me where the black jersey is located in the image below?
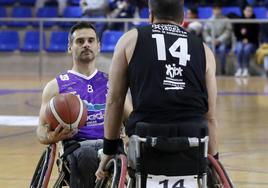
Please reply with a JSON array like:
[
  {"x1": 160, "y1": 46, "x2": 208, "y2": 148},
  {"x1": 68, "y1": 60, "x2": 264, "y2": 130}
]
[{"x1": 126, "y1": 23, "x2": 208, "y2": 135}]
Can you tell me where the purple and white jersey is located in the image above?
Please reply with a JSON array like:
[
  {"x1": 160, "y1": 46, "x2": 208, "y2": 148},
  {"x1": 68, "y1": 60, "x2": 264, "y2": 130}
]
[{"x1": 56, "y1": 70, "x2": 108, "y2": 140}]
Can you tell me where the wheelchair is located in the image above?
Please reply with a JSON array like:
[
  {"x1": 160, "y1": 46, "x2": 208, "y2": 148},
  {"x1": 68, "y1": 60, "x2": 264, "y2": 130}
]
[
  {"x1": 97, "y1": 121, "x2": 234, "y2": 188},
  {"x1": 124, "y1": 121, "x2": 209, "y2": 188},
  {"x1": 30, "y1": 140, "x2": 80, "y2": 188},
  {"x1": 30, "y1": 139, "x2": 127, "y2": 188}
]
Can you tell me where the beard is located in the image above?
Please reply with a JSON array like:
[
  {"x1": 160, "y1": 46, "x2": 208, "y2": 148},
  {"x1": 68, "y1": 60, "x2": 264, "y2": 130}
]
[{"x1": 78, "y1": 50, "x2": 96, "y2": 63}]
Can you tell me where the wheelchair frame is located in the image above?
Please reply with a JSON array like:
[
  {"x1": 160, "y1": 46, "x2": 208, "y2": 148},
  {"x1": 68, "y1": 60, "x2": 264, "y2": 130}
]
[{"x1": 30, "y1": 144, "x2": 56, "y2": 188}]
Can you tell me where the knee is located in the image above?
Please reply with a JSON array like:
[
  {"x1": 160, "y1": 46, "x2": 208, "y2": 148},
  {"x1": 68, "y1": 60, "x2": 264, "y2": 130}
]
[{"x1": 76, "y1": 147, "x2": 99, "y2": 172}]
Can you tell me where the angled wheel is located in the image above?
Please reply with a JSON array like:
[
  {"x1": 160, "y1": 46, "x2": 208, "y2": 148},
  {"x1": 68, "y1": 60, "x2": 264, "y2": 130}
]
[
  {"x1": 95, "y1": 154, "x2": 127, "y2": 188},
  {"x1": 207, "y1": 154, "x2": 234, "y2": 188},
  {"x1": 30, "y1": 144, "x2": 57, "y2": 188}
]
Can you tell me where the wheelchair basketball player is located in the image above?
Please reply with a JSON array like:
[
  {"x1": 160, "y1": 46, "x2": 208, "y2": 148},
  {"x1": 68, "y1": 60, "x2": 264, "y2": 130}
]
[
  {"x1": 96, "y1": 0, "x2": 219, "y2": 187},
  {"x1": 36, "y1": 22, "x2": 132, "y2": 188}
]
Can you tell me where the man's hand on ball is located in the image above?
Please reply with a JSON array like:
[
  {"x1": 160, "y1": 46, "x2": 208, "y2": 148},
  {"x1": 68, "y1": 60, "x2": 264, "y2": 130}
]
[{"x1": 48, "y1": 124, "x2": 77, "y2": 143}]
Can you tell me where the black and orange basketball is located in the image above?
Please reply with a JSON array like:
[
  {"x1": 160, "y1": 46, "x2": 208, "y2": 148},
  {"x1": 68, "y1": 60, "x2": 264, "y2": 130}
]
[{"x1": 45, "y1": 93, "x2": 87, "y2": 130}]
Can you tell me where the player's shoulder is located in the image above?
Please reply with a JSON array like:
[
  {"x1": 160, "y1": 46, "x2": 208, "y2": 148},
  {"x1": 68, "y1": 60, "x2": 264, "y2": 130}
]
[
  {"x1": 117, "y1": 28, "x2": 138, "y2": 47},
  {"x1": 42, "y1": 78, "x2": 59, "y2": 100},
  {"x1": 57, "y1": 71, "x2": 71, "y2": 81},
  {"x1": 97, "y1": 70, "x2": 108, "y2": 80}
]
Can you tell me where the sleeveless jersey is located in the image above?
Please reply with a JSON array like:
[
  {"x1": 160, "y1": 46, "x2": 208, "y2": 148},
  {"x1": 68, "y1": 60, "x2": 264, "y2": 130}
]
[
  {"x1": 56, "y1": 70, "x2": 108, "y2": 140},
  {"x1": 127, "y1": 23, "x2": 208, "y2": 135}
]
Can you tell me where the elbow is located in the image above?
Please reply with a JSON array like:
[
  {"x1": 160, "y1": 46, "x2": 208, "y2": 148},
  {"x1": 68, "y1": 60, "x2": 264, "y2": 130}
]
[
  {"x1": 206, "y1": 115, "x2": 217, "y2": 128},
  {"x1": 36, "y1": 126, "x2": 49, "y2": 145}
]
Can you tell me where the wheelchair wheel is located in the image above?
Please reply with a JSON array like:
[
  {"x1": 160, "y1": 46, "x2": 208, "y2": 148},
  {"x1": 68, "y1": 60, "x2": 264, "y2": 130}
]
[
  {"x1": 95, "y1": 154, "x2": 127, "y2": 188},
  {"x1": 30, "y1": 144, "x2": 57, "y2": 188},
  {"x1": 207, "y1": 154, "x2": 234, "y2": 188}
]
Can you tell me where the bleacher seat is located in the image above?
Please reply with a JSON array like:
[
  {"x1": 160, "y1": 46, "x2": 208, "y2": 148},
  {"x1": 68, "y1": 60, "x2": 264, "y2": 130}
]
[
  {"x1": 139, "y1": 7, "x2": 149, "y2": 18},
  {"x1": 68, "y1": 0, "x2": 80, "y2": 6},
  {"x1": 136, "y1": 7, "x2": 149, "y2": 26},
  {"x1": 33, "y1": 6, "x2": 58, "y2": 28},
  {"x1": 101, "y1": 30, "x2": 123, "y2": 53},
  {"x1": 0, "y1": 31, "x2": 19, "y2": 51},
  {"x1": 198, "y1": 7, "x2": 212, "y2": 18},
  {"x1": 222, "y1": 6, "x2": 242, "y2": 16},
  {"x1": 8, "y1": 6, "x2": 32, "y2": 27},
  {"x1": 0, "y1": 6, "x2": 7, "y2": 26},
  {"x1": 21, "y1": 31, "x2": 46, "y2": 52},
  {"x1": 60, "y1": 6, "x2": 82, "y2": 28},
  {"x1": 17, "y1": 0, "x2": 36, "y2": 6},
  {"x1": 0, "y1": 0, "x2": 15, "y2": 5},
  {"x1": 253, "y1": 7, "x2": 267, "y2": 19},
  {"x1": 46, "y1": 31, "x2": 69, "y2": 52}
]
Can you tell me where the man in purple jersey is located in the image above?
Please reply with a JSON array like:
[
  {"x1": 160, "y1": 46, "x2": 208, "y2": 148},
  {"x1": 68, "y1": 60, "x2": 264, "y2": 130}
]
[{"x1": 36, "y1": 22, "x2": 132, "y2": 188}]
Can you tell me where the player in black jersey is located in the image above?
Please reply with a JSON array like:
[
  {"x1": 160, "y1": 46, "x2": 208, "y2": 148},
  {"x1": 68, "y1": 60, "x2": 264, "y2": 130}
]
[{"x1": 96, "y1": 0, "x2": 219, "y2": 180}]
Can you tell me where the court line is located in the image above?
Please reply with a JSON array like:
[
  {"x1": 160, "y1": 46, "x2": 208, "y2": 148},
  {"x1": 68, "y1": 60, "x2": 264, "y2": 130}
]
[
  {"x1": 0, "y1": 130, "x2": 35, "y2": 140},
  {"x1": 0, "y1": 115, "x2": 38, "y2": 126},
  {"x1": 0, "y1": 89, "x2": 41, "y2": 96},
  {"x1": 1, "y1": 88, "x2": 268, "y2": 96}
]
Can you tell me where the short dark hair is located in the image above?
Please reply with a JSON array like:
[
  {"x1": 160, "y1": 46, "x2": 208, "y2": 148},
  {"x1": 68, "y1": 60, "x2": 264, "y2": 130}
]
[
  {"x1": 149, "y1": 0, "x2": 184, "y2": 23},
  {"x1": 68, "y1": 22, "x2": 99, "y2": 43}
]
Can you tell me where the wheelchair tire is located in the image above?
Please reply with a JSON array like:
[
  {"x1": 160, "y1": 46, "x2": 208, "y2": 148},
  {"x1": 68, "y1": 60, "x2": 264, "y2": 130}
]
[
  {"x1": 30, "y1": 144, "x2": 56, "y2": 188},
  {"x1": 207, "y1": 154, "x2": 234, "y2": 188},
  {"x1": 95, "y1": 154, "x2": 127, "y2": 188}
]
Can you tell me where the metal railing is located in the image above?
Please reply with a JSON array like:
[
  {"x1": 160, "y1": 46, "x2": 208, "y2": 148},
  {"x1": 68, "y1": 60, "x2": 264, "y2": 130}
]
[{"x1": 0, "y1": 17, "x2": 267, "y2": 77}]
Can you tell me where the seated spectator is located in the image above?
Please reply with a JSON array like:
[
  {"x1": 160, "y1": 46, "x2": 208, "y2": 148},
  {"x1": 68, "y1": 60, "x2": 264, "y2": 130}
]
[
  {"x1": 35, "y1": 0, "x2": 67, "y2": 16},
  {"x1": 234, "y1": 5, "x2": 259, "y2": 77},
  {"x1": 80, "y1": 0, "x2": 110, "y2": 38},
  {"x1": 203, "y1": 2, "x2": 233, "y2": 75},
  {"x1": 182, "y1": 7, "x2": 203, "y2": 38},
  {"x1": 80, "y1": 0, "x2": 109, "y2": 17},
  {"x1": 107, "y1": 0, "x2": 136, "y2": 31},
  {"x1": 80, "y1": 0, "x2": 135, "y2": 38}
]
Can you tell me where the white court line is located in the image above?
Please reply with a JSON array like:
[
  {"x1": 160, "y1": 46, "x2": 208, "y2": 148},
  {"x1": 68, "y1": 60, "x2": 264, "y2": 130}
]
[{"x1": 0, "y1": 115, "x2": 38, "y2": 126}]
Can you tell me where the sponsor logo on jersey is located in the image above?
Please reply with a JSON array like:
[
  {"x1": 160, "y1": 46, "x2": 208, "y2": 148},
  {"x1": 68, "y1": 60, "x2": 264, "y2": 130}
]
[
  {"x1": 163, "y1": 64, "x2": 186, "y2": 90},
  {"x1": 83, "y1": 101, "x2": 106, "y2": 126},
  {"x1": 87, "y1": 111, "x2": 105, "y2": 121}
]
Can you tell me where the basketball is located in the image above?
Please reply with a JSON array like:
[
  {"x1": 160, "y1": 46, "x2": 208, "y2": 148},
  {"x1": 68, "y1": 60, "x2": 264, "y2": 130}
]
[{"x1": 45, "y1": 93, "x2": 87, "y2": 130}]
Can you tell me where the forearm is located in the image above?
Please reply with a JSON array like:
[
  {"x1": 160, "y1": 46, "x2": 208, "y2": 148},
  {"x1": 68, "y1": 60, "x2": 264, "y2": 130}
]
[
  {"x1": 104, "y1": 98, "x2": 125, "y2": 140},
  {"x1": 207, "y1": 118, "x2": 218, "y2": 155}
]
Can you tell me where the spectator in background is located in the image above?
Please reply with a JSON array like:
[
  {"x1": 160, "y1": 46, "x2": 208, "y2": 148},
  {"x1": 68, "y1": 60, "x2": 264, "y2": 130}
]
[
  {"x1": 234, "y1": 5, "x2": 259, "y2": 77},
  {"x1": 203, "y1": 2, "x2": 233, "y2": 75},
  {"x1": 107, "y1": 0, "x2": 136, "y2": 30},
  {"x1": 80, "y1": 0, "x2": 110, "y2": 39},
  {"x1": 182, "y1": 6, "x2": 198, "y2": 28},
  {"x1": 256, "y1": 9, "x2": 268, "y2": 77},
  {"x1": 35, "y1": 0, "x2": 67, "y2": 16},
  {"x1": 80, "y1": 0, "x2": 135, "y2": 38},
  {"x1": 80, "y1": 0, "x2": 109, "y2": 17},
  {"x1": 182, "y1": 7, "x2": 203, "y2": 38}
]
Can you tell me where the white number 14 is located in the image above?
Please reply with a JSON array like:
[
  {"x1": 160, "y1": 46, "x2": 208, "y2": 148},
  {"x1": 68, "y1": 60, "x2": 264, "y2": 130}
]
[{"x1": 152, "y1": 34, "x2": 191, "y2": 66}]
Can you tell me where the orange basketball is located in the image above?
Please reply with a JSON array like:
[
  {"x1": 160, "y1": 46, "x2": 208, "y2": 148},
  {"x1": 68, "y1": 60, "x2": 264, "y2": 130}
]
[{"x1": 45, "y1": 93, "x2": 87, "y2": 130}]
